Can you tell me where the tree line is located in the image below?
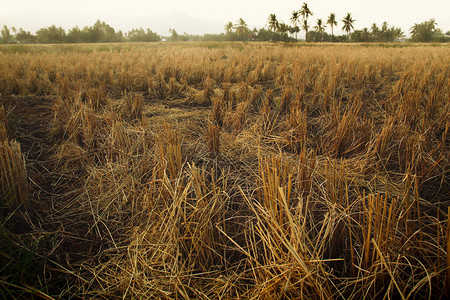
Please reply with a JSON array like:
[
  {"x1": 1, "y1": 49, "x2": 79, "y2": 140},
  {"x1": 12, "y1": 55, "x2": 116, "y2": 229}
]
[
  {"x1": 0, "y1": 20, "x2": 160, "y2": 44},
  {"x1": 1, "y1": 3, "x2": 449, "y2": 44},
  {"x1": 223, "y1": 2, "x2": 448, "y2": 42}
]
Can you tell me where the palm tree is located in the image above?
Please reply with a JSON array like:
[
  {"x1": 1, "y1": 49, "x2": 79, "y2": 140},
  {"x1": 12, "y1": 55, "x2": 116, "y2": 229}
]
[
  {"x1": 299, "y1": 3, "x2": 313, "y2": 21},
  {"x1": 237, "y1": 18, "x2": 247, "y2": 28},
  {"x1": 342, "y1": 13, "x2": 355, "y2": 41},
  {"x1": 267, "y1": 14, "x2": 279, "y2": 33},
  {"x1": 327, "y1": 13, "x2": 337, "y2": 41},
  {"x1": 267, "y1": 14, "x2": 279, "y2": 42},
  {"x1": 236, "y1": 18, "x2": 248, "y2": 32},
  {"x1": 225, "y1": 21, "x2": 234, "y2": 34},
  {"x1": 278, "y1": 22, "x2": 289, "y2": 36},
  {"x1": 314, "y1": 19, "x2": 326, "y2": 33},
  {"x1": 302, "y1": 19, "x2": 310, "y2": 41},
  {"x1": 410, "y1": 19, "x2": 437, "y2": 42},
  {"x1": 235, "y1": 18, "x2": 249, "y2": 40},
  {"x1": 394, "y1": 28, "x2": 404, "y2": 41},
  {"x1": 299, "y1": 3, "x2": 313, "y2": 41},
  {"x1": 371, "y1": 23, "x2": 380, "y2": 39},
  {"x1": 290, "y1": 11, "x2": 300, "y2": 40}
]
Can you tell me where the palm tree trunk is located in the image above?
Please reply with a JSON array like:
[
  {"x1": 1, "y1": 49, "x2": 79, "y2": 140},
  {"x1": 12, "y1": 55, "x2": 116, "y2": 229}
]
[{"x1": 295, "y1": 22, "x2": 297, "y2": 40}]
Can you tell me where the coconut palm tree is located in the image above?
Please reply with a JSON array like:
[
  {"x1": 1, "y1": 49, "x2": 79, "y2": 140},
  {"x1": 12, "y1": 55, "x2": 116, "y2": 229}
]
[
  {"x1": 267, "y1": 14, "x2": 279, "y2": 41},
  {"x1": 237, "y1": 18, "x2": 247, "y2": 28},
  {"x1": 371, "y1": 23, "x2": 380, "y2": 39},
  {"x1": 394, "y1": 28, "x2": 404, "y2": 41},
  {"x1": 225, "y1": 21, "x2": 234, "y2": 34},
  {"x1": 290, "y1": 11, "x2": 300, "y2": 40},
  {"x1": 235, "y1": 18, "x2": 248, "y2": 32},
  {"x1": 278, "y1": 22, "x2": 290, "y2": 36},
  {"x1": 342, "y1": 13, "x2": 355, "y2": 41},
  {"x1": 299, "y1": 3, "x2": 313, "y2": 21},
  {"x1": 327, "y1": 13, "x2": 337, "y2": 41},
  {"x1": 302, "y1": 19, "x2": 310, "y2": 41},
  {"x1": 235, "y1": 18, "x2": 249, "y2": 40},
  {"x1": 299, "y1": 3, "x2": 313, "y2": 41},
  {"x1": 314, "y1": 19, "x2": 326, "y2": 33},
  {"x1": 410, "y1": 19, "x2": 438, "y2": 42},
  {"x1": 267, "y1": 14, "x2": 279, "y2": 33}
]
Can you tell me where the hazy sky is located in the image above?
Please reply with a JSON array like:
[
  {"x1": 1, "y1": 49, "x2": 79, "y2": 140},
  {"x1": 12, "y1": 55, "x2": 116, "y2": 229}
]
[{"x1": 1, "y1": 0, "x2": 449, "y2": 36}]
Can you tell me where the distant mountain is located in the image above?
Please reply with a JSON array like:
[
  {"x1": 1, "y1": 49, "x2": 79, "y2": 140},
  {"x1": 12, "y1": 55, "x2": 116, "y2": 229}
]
[
  {"x1": 113, "y1": 12, "x2": 225, "y2": 36},
  {"x1": 0, "y1": 11, "x2": 225, "y2": 36}
]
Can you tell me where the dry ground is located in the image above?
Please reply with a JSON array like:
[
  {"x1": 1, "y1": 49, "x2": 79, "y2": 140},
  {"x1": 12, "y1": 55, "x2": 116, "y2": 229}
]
[{"x1": 1, "y1": 42, "x2": 449, "y2": 299}]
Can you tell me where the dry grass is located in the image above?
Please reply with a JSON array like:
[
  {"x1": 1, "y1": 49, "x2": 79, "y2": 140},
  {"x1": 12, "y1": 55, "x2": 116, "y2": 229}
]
[
  {"x1": 0, "y1": 105, "x2": 28, "y2": 207},
  {"x1": 0, "y1": 42, "x2": 449, "y2": 299},
  {"x1": 0, "y1": 139, "x2": 28, "y2": 207}
]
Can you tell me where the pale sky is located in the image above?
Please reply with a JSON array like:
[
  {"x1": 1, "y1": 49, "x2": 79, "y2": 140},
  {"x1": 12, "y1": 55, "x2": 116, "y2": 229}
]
[{"x1": 1, "y1": 0, "x2": 449, "y2": 36}]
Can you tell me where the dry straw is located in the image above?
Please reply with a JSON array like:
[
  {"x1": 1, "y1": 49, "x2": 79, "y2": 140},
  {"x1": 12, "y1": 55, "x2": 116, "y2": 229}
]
[
  {"x1": 0, "y1": 106, "x2": 28, "y2": 207},
  {"x1": 0, "y1": 44, "x2": 448, "y2": 299}
]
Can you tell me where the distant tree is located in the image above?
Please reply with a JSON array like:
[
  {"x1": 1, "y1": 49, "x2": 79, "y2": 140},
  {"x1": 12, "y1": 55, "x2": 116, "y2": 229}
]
[
  {"x1": 14, "y1": 28, "x2": 36, "y2": 44},
  {"x1": 235, "y1": 18, "x2": 249, "y2": 40},
  {"x1": 10, "y1": 27, "x2": 17, "y2": 37},
  {"x1": 82, "y1": 22, "x2": 101, "y2": 43},
  {"x1": 290, "y1": 11, "x2": 300, "y2": 40},
  {"x1": 369, "y1": 22, "x2": 404, "y2": 42},
  {"x1": 314, "y1": 19, "x2": 326, "y2": 33},
  {"x1": 327, "y1": 13, "x2": 337, "y2": 41},
  {"x1": 361, "y1": 28, "x2": 372, "y2": 41},
  {"x1": 256, "y1": 28, "x2": 273, "y2": 41},
  {"x1": 394, "y1": 28, "x2": 404, "y2": 41},
  {"x1": 127, "y1": 28, "x2": 160, "y2": 42},
  {"x1": 36, "y1": 25, "x2": 67, "y2": 43},
  {"x1": 257, "y1": 27, "x2": 292, "y2": 42},
  {"x1": 268, "y1": 14, "x2": 279, "y2": 32},
  {"x1": 302, "y1": 19, "x2": 310, "y2": 41},
  {"x1": 224, "y1": 21, "x2": 237, "y2": 41},
  {"x1": 115, "y1": 30, "x2": 124, "y2": 42},
  {"x1": 370, "y1": 23, "x2": 380, "y2": 39},
  {"x1": 250, "y1": 27, "x2": 258, "y2": 40},
  {"x1": 381, "y1": 21, "x2": 389, "y2": 40},
  {"x1": 80, "y1": 20, "x2": 121, "y2": 43},
  {"x1": 66, "y1": 26, "x2": 83, "y2": 43},
  {"x1": 312, "y1": 19, "x2": 326, "y2": 42},
  {"x1": 267, "y1": 14, "x2": 279, "y2": 41},
  {"x1": 308, "y1": 31, "x2": 331, "y2": 42},
  {"x1": 168, "y1": 28, "x2": 180, "y2": 41},
  {"x1": 1, "y1": 25, "x2": 14, "y2": 43},
  {"x1": 278, "y1": 22, "x2": 290, "y2": 37},
  {"x1": 225, "y1": 21, "x2": 234, "y2": 34},
  {"x1": 100, "y1": 21, "x2": 119, "y2": 42},
  {"x1": 288, "y1": 26, "x2": 298, "y2": 39},
  {"x1": 410, "y1": 19, "x2": 439, "y2": 42},
  {"x1": 380, "y1": 22, "x2": 395, "y2": 41},
  {"x1": 351, "y1": 28, "x2": 372, "y2": 42},
  {"x1": 299, "y1": 3, "x2": 313, "y2": 22},
  {"x1": 236, "y1": 18, "x2": 248, "y2": 29},
  {"x1": 194, "y1": 33, "x2": 228, "y2": 42},
  {"x1": 299, "y1": 2, "x2": 313, "y2": 41},
  {"x1": 342, "y1": 13, "x2": 355, "y2": 41}
]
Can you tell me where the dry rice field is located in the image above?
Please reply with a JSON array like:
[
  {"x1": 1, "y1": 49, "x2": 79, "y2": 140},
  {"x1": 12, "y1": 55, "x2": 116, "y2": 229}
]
[{"x1": 1, "y1": 42, "x2": 449, "y2": 299}]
